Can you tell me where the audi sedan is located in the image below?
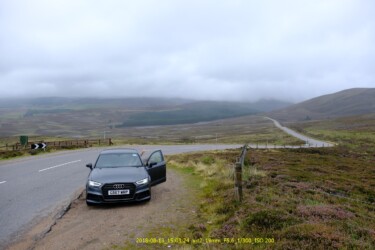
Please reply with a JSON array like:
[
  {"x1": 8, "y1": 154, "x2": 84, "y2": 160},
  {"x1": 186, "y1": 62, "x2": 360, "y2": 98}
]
[{"x1": 85, "y1": 148, "x2": 166, "y2": 205}]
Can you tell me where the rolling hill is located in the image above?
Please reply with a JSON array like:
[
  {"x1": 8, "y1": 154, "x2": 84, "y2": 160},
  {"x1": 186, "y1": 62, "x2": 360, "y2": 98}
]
[
  {"x1": 0, "y1": 97, "x2": 291, "y2": 137},
  {"x1": 268, "y1": 88, "x2": 375, "y2": 122},
  {"x1": 117, "y1": 101, "x2": 258, "y2": 127}
]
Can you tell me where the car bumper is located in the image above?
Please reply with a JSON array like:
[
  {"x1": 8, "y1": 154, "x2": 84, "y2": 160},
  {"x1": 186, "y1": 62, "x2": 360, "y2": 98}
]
[{"x1": 86, "y1": 184, "x2": 151, "y2": 204}]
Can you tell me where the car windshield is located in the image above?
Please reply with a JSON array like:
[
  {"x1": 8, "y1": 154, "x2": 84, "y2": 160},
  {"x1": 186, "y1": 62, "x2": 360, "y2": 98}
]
[{"x1": 95, "y1": 153, "x2": 142, "y2": 168}]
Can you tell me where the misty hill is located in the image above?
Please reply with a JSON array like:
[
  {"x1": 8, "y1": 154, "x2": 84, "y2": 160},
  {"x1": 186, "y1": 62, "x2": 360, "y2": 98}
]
[
  {"x1": 250, "y1": 99, "x2": 292, "y2": 112},
  {"x1": 0, "y1": 97, "x2": 291, "y2": 137},
  {"x1": 0, "y1": 97, "x2": 191, "y2": 109},
  {"x1": 269, "y1": 88, "x2": 375, "y2": 122},
  {"x1": 0, "y1": 97, "x2": 290, "y2": 111},
  {"x1": 117, "y1": 99, "x2": 291, "y2": 127},
  {"x1": 117, "y1": 101, "x2": 259, "y2": 127}
]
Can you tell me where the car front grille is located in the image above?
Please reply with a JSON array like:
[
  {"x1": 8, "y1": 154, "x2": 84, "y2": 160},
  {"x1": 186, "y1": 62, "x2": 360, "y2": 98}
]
[{"x1": 102, "y1": 183, "x2": 136, "y2": 201}]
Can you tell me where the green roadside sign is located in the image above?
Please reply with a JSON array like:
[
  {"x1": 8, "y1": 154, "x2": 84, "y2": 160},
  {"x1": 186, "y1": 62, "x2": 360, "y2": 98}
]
[{"x1": 20, "y1": 135, "x2": 28, "y2": 146}]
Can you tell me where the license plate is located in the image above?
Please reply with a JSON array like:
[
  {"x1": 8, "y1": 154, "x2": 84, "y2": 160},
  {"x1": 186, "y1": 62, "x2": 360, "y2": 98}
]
[{"x1": 108, "y1": 189, "x2": 130, "y2": 195}]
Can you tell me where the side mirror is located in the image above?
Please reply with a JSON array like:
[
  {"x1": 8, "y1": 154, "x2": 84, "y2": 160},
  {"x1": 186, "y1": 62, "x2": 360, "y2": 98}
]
[{"x1": 86, "y1": 163, "x2": 93, "y2": 170}]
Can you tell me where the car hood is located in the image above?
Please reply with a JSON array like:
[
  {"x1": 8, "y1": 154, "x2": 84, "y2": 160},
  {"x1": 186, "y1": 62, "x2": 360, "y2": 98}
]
[{"x1": 89, "y1": 166, "x2": 148, "y2": 184}]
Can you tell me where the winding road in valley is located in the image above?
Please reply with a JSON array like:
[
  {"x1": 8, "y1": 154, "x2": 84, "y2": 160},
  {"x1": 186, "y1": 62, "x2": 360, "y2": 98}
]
[{"x1": 265, "y1": 117, "x2": 334, "y2": 147}]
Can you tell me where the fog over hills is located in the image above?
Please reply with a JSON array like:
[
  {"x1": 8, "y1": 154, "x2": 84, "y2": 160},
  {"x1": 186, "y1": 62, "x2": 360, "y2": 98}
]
[
  {"x1": 0, "y1": 97, "x2": 291, "y2": 137},
  {"x1": 0, "y1": 97, "x2": 292, "y2": 112},
  {"x1": 268, "y1": 88, "x2": 375, "y2": 122}
]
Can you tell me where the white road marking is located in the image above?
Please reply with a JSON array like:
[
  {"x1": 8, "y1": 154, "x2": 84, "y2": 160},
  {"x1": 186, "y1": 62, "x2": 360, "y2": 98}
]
[
  {"x1": 0, "y1": 181, "x2": 6, "y2": 185},
  {"x1": 39, "y1": 160, "x2": 82, "y2": 172}
]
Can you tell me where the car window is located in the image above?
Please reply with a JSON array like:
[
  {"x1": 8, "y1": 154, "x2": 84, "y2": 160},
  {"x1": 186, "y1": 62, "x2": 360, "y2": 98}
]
[
  {"x1": 148, "y1": 151, "x2": 163, "y2": 164},
  {"x1": 96, "y1": 153, "x2": 142, "y2": 168}
]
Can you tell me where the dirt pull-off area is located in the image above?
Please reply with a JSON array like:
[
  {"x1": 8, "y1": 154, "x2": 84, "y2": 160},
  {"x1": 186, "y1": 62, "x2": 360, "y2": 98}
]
[{"x1": 9, "y1": 169, "x2": 197, "y2": 250}]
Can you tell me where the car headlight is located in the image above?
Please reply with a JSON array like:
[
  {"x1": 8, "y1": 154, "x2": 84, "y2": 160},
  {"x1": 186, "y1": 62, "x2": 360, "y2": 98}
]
[
  {"x1": 88, "y1": 180, "x2": 102, "y2": 187},
  {"x1": 136, "y1": 177, "x2": 149, "y2": 185}
]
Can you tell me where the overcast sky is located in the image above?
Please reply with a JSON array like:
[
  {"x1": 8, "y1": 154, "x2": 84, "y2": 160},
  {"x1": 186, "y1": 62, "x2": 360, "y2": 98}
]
[{"x1": 0, "y1": 0, "x2": 374, "y2": 102}]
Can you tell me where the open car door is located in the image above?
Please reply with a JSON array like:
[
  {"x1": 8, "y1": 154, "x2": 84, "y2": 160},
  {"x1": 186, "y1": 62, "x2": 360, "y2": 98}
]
[{"x1": 146, "y1": 150, "x2": 166, "y2": 186}]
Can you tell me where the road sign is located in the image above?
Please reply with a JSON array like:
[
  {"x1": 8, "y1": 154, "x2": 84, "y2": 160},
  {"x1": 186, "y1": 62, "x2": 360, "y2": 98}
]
[
  {"x1": 31, "y1": 143, "x2": 47, "y2": 149},
  {"x1": 20, "y1": 136, "x2": 29, "y2": 146}
]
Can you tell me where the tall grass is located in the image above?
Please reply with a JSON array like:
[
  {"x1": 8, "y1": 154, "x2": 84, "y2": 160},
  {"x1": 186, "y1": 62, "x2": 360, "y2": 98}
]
[{"x1": 166, "y1": 142, "x2": 375, "y2": 249}]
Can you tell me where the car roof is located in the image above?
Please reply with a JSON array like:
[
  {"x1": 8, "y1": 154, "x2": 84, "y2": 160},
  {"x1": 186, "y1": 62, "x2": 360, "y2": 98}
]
[{"x1": 100, "y1": 148, "x2": 139, "y2": 155}]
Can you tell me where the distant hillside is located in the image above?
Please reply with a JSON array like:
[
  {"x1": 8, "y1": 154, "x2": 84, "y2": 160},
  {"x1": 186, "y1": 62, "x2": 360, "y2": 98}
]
[
  {"x1": 117, "y1": 99, "x2": 292, "y2": 127},
  {"x1": 0, "y1": 97, "x2": 289, "y2": 137},
  {"x1": 117, "y1": 101, "x2": 259, "y2": 127},
  {"x1": 269, "y1": 88, "x2": 375, "y2": 122},
  {"x1": 251, "y1": 99, "x2": 292, "y2": 112},
  {"x1": 0, "y1": 97, "x2": 191, "y2": 109}
]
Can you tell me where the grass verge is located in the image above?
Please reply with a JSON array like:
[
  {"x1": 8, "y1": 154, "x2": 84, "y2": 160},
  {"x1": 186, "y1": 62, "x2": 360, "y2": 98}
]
[{"x1": 125, "y1": 144, "x2": 374, "y2": 249}]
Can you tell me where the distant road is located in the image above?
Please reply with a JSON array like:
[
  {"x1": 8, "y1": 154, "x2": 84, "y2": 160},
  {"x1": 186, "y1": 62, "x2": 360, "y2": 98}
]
[
  {"x1": 265, "y1": 117, "x2": 334, "y2": 147},
  {"x1": 0, "y1": 144, "x2": 241, "y2": 247}
]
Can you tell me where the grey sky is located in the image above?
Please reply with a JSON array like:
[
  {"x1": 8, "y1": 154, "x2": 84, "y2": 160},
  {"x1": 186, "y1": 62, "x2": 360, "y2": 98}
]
[{"x1": 1, "y1": 0, "x2": 374, "y2": 102}]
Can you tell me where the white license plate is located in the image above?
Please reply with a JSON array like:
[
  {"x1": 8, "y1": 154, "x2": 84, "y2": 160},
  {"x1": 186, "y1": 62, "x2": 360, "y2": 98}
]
[{"x1": 108, "y1": 189, "x2": 130, "y2": 195}]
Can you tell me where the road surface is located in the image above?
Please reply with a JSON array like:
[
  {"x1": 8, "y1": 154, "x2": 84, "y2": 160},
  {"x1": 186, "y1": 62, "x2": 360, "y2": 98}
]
[{"x1": 265, "y1": 117, "x2": 334, "y2": 147}]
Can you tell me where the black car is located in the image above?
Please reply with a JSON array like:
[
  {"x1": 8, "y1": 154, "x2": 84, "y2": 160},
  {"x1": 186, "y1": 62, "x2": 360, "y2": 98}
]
[{"x1": 85, "y1": 148, "x2": 166, "y2": 205}]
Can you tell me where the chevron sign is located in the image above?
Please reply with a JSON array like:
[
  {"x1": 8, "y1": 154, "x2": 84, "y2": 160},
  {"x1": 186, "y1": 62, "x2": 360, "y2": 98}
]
[{"x1": 31, "y1": 143, "x2": 47, "y2": 149}]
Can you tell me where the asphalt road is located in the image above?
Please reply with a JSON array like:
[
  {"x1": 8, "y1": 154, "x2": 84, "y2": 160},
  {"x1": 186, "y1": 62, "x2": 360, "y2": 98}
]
[
  {"x1": 0, "y1": 144, "x2": 241, "y2": 247},
  {"x1": 265, "y1": 117, "x2": 334, "y2": 147}
]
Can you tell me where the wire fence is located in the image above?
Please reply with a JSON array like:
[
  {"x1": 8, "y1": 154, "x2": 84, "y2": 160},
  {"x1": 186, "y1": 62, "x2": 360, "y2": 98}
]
[{"x1": 0, "y1": 138, "x2": 113, "y2": 153}]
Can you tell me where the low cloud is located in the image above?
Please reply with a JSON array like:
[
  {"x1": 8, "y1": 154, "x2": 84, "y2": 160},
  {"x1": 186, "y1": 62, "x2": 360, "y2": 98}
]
[{"x1": 1, "y1": 0, "x2": 374, "y2": 102}]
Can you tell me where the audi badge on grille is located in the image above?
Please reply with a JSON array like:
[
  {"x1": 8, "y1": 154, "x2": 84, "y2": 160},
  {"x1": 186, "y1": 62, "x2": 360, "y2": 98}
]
[{"x1": 113, "y1": 184, "x2": 125, "y2": 189}]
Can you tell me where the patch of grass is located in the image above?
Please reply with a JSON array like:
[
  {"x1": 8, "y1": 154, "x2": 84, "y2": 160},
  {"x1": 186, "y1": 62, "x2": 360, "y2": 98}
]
[
  {"x1": 0, "y1": 148, "x2": 55, "y2": 160},
  {"x1": 201, "y1": 155, "x2": 216, "y2": 165},
  {"x1": 0, "y1": 136, "x2": 116, "y2": 161},
  {"x1": 243, "y1": 166, "x2": 267, "y2": 181},
  {"x1": 243, "y1": 209, "x2": 299, "y2": 232},
  {"x1": 0, "y1": 151, "x2": 24, "y2": 159},
  {"x1": 279, "y1": 223, "x2": 346, "y2": 249}
]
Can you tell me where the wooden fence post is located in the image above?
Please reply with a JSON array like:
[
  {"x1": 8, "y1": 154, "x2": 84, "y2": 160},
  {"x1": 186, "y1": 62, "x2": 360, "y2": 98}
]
[
  {"x1": 235, "y1": 162, "x2": 243, "y2": 202},
  {"x1": 234, "y1": 144, "x2": 248, "y2": 202}
]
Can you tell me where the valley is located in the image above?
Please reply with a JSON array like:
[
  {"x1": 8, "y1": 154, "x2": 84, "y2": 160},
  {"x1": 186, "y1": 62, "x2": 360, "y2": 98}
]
[{"x1": 1, "y1": 88, "x2": 375, "y2": 249}]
